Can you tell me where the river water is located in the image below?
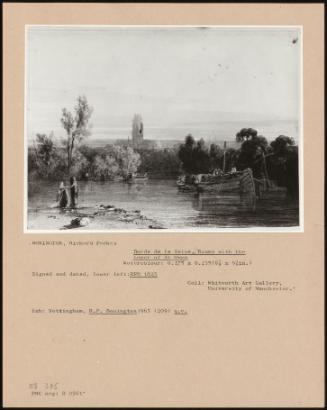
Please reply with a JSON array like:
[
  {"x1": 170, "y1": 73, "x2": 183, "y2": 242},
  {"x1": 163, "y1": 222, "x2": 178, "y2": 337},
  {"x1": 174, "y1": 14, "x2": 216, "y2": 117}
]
[{"x1": 27, "y1": 179, "x2": 299, "y2": 230}]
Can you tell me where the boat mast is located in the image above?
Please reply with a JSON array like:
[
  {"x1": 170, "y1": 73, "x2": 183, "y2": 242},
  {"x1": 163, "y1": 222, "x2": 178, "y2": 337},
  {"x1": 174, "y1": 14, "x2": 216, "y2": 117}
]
[
  {"x1": 222, "y1": 141, "x2": 227, "y2": 172},
  {"x1": 262, "y1": 152, "x2": 271, "y2": 187}
]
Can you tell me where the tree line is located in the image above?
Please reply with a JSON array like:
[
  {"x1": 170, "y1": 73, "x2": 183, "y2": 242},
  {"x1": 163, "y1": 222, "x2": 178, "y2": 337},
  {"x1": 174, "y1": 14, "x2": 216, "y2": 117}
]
[
  {"x1": 177, "y1": 129, "x2": 298, "y2": 198},
  {"x1": 28, "y1": 95, "x2": 299, "y2": 197},
  {"x1": 29, "y1": 137, "x2": 142, "y2": 181}
]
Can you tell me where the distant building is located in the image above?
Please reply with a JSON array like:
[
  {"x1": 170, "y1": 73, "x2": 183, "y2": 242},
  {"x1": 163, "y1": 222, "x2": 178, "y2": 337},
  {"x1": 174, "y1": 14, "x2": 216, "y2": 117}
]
[{"x1": 90, "y1": 115, "x2": 244, "y2": 151}]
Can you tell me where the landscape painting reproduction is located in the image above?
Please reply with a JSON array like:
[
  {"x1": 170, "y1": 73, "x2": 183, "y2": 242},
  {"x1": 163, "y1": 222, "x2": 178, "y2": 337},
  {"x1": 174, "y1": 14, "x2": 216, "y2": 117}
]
[{"x1": 26, "y1": 26, "x2": 301, "y2": 231}]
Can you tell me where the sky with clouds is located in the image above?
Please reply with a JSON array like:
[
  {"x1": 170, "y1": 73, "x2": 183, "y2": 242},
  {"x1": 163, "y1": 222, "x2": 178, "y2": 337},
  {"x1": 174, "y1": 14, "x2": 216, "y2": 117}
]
[{"x1": 26, "y1": 26, "x2": 301, "y2": 141}]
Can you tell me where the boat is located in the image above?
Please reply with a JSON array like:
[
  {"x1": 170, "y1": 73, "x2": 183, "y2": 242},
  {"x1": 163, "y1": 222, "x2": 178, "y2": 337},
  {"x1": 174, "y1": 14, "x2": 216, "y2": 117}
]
[
  {"x1": 176, "y1": 175, "x2": 198, "y2": 192},
  {"x1": 125, "y1": 173, "x2": 149, "y2": 184},
  {"x1": 177, "y1": 160, "x2": 287, "y2": 212},
  {"x1": 196, "y1": 169, "x2": 253, "y2": 192},
  {"x1": 195, "y1": 168, "x2": 257, "y2": 211}
]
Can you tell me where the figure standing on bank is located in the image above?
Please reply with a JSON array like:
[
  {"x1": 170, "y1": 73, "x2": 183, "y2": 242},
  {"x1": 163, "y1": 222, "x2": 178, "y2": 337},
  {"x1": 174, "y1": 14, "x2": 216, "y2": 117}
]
[
  {"x1": 69, "y1": 176, "x2": 78, "y2": 208},
  {"x1": 57, "y1": 181, "x2": 68, "y2": 208}
]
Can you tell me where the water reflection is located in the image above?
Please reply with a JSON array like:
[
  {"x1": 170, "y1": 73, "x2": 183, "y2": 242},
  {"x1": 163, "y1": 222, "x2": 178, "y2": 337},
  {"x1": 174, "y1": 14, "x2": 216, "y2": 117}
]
[
  {"x1": 28, "y1": 179, "x2": 299, "y2": 229},
  {"x1": 191, "y1": 185, "x2": 299, "y2": 227}
]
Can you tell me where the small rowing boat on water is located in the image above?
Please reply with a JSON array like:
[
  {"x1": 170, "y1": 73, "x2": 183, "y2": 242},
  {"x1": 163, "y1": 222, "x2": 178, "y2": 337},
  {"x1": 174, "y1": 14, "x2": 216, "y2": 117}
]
[{"x1": 125, "y1": 173, "x2": 149, "y2": 184}]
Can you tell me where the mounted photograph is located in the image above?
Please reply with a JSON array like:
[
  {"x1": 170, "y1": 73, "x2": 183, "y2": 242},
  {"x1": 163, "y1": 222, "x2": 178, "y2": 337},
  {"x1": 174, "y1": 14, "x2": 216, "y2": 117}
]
[{"x1": 25, "y1": 26, "x2": 302, "y2": 231}]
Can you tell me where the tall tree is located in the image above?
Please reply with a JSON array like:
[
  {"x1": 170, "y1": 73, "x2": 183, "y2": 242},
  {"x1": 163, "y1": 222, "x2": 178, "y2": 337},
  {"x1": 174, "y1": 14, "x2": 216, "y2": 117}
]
[
  {"x1": 267, "y1": 135, "x2": 298, "y2": 198},
  {"x1": 209, "y1": 143, "x2": 223, "y2": 171},
  {"x1": 236, "y1": 128, "x2": 258, "y2": 142},
  {"x1": 61, "y1": 95, "x2": 93, "y2": 175},
  {"x1": 34, "y1": 132, "x2": 55, "y2": 167},
  {"x1": 193, "y1": 138, "x2": 210, "y2": 174},
  {"x1": 270, "y1": 135, "x2": 295, "y2": 156},
  {"x1": 235, "y1": 127, "x2": 268, "y2": 177},
  {"x1": 32, "y1": 132, "x2": 60, "y2": 179},
  {"x1": 178, "y1": 134, "x2": 196, "y2": 173}
]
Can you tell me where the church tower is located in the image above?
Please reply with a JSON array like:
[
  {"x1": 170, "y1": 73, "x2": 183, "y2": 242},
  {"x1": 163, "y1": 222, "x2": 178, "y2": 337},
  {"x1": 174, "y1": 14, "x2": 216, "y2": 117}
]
[{"x1": 132, "y1": 114, "x2": 143, "y2": 148}]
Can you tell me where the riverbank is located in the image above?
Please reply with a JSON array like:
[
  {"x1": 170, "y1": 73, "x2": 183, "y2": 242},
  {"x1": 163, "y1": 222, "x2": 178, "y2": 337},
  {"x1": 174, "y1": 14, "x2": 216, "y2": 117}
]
[{"x1": 28, "y1": 203, "x2": 165, "y2": 230}]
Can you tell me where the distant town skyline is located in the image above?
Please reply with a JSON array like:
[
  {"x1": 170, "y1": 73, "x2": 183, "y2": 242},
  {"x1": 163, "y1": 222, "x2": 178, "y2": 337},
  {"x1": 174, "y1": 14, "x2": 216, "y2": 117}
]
[{"x1": 26, "y1": 26, "x2": 301, "y2": 141}]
